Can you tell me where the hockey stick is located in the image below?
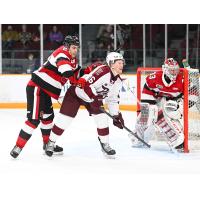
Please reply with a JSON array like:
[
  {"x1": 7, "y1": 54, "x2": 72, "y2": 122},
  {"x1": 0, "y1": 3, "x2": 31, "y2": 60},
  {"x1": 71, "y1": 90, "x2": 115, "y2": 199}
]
[
  {"x1": 99, "y1": 107, "x2": 151, "y2": 148},
  {"x1": 113, "y1": 46, "x2": 122, "y2": 53},
  {"x1": 122, "y1": 80, "x2": 140, "y2": 104}
]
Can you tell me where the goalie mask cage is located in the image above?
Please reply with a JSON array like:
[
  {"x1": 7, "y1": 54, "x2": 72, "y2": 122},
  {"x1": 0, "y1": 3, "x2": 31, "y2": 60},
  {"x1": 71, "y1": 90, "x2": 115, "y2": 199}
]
[{"x1": 137, "y1": 67, "x2": 200, "y2": 153}]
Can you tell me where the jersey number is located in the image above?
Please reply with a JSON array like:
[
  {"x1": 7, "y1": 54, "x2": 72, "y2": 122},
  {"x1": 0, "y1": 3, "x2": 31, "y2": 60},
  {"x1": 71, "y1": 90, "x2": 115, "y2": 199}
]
[
  {"x1": 88, "y1": 76, "x2": 95, "y2": 83},
  {"x1": 149, "y1": 73, "x2": 156, "y2": 79}
]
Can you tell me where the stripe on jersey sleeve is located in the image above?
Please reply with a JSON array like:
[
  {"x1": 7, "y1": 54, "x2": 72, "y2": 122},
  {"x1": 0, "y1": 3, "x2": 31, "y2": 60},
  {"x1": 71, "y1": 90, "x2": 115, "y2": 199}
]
[
  {"x1": 58, "y1": 64, "x2": 73, "y2": 74},
  {"x1": 55, "y1": 53, "x2": 70, "y2": 61},
  {"x1": 34, "y1": 71, "x2": 62, "y2": 89}
]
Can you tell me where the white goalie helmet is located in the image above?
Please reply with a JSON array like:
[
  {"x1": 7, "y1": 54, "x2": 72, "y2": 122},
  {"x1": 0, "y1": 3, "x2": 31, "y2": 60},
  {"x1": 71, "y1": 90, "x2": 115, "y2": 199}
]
[
  {"x1": 162, "y1": 58, "x2": 180, "y2": 83},
  {"x1": 106, "y1": 52, "x2": 124, "y2": 67}
]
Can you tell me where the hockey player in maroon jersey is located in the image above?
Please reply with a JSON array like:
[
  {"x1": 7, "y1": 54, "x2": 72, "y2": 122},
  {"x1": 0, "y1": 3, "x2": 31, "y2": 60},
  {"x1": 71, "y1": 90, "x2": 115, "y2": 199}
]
[
  {"x1": 45, "y1": 52, "x2": 125, "y2": 158},
  {"x1": 130, "y1": 58, "x2": 185, "y2": 151},
  {"x1": 10, "y1": 35, "x2": 81, "y2": 158}
]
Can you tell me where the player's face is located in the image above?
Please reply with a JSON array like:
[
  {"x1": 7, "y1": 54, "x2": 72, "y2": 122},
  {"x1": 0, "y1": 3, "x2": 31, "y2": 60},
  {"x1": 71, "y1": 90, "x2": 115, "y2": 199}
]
[
  {"x1": 68, "y1": 45, "x2": 79, "y2": 58},
  {"x1": 167, "y1": 65, "x2": 180, "y2": 81},
  {"x1": 112, "y1": 60, "x2": 124, "y2": 75}
]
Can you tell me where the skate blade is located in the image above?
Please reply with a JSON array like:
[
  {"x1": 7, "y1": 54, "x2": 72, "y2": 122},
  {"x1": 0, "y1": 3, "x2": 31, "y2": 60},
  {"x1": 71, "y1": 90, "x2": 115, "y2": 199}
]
[
  {"x1": 102, "y1": 151, "x2": 116, "y2": 159},
  {"x1": 131, "y1": 144, "x2": 145, "y2": 148},
  {"x1": 43, "y1": 151, "x2": 63, "y2": 156},
  {"x1": 53, "y1": 152, "x2": 64, "y2": 156},
  {"x1": 171, "y1": 148, "x2": 183, "y2": 154}
]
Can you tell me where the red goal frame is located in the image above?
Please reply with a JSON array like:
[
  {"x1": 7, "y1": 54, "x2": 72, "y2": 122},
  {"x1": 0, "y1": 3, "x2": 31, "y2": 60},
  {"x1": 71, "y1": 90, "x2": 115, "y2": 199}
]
[{"x1": 137, "y1": 67, "x2": 189, "y2": 153}]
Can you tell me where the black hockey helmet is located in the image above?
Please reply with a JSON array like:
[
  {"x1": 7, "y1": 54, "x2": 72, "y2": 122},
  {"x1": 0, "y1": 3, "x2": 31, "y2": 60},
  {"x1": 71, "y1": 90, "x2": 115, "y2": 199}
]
[{"x1": 63, "y1": 35, "x2": 80, "y2": 47}]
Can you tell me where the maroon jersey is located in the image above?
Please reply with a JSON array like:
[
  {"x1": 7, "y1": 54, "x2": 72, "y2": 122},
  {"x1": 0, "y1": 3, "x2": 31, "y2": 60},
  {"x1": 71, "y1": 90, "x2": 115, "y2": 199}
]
[
  {"x1": 30, "y1": 45, "x2": 80, "y2": 100},
  {"x1": 75, "y1": 64, "x2": 122, "y2": 115},
  {"x1": 141, "y1": 71, "x2": 184, "y2": 103}
]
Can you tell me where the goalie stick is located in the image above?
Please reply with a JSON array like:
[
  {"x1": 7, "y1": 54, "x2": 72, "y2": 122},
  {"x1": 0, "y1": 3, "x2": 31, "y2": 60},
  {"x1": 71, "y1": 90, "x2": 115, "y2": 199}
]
[{"x1": 99, "y1": 107, "x2": 151, "y2": 148}]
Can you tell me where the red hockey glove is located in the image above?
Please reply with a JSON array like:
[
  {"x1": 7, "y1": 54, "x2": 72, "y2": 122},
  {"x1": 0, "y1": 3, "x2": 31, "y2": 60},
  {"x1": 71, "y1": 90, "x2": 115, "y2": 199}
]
[
  {"x1": 68, "y1": 76, "x2": 77, "y2": 85},
  {"x1": 84, "y1": 65, "x2": 94, "y2": 74},
  {"x1": 76, "y1": 77, "x2": 86, "y2": 88},
  {"x1": 113, "y1": 112, "x2": 124, "y2": 129},
  {"x1": 84, "y1": 62, "x2": 102, "y2": 74}
]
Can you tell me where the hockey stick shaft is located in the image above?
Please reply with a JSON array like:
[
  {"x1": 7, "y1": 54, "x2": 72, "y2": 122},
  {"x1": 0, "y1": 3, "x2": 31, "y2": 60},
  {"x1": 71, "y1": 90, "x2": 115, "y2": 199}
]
[
  {"x1": 99, "y1": 107, "x2": 151, "y2": 148},
  {"x1": 122, "y1": 80, "x2": 142, "y2": 113}
]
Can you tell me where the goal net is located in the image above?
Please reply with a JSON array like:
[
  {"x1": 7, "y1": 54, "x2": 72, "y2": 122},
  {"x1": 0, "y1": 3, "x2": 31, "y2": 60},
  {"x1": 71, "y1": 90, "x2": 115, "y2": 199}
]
[{"x1": 137, "y1": 67, "x2": 200, "y2": 152}]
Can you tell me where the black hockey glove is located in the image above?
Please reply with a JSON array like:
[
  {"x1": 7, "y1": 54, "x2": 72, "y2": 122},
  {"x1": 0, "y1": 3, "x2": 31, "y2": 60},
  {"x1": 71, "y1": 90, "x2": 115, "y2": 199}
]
[{"x1": 113, "y1": 112, "x2": 124, "y2": 129}]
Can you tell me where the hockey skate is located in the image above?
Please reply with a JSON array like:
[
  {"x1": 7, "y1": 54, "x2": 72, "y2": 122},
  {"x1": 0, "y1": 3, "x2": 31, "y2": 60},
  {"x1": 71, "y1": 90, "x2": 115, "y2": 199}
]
[
  {"x1": 175, "y1": 142, "x2": 184, "y2": 152},
  {"x1": 128, "y1": 133, "x2": 145, "y2": 148},
  {"x1": 98, "y1": 137, "x2": 116, "y2": 159},
  {"x1": 43, "y1": 143, "x2": 63, "y2": 155},
  {"x1": 45, "y1": 140, "x2": 56, "y2": 157},
  {"x1": 10, "y1": 145, "x2": 22, "y2": 158}
]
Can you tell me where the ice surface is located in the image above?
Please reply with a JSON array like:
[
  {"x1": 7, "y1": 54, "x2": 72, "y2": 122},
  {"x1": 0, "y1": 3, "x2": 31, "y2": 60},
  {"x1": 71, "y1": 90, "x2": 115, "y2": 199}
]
[{"x1": 0, "y1": 109, "x2": 200, "y2": 200}]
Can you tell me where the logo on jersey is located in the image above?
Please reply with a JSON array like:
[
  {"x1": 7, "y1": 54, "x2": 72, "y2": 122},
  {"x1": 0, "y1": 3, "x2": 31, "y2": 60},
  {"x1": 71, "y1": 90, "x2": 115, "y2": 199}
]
[
  {"x1": 172, "y1": 87, "x2": 179, "y2": 90},
  {"x1": 156, "y1": 84, "x2": 163, "y2": 89},
  {"x1": 110, "y1": 80, "x2": 115, "y2": 84},
  {"x1": 97, "y1": 85, "x2": 109, "y2": 98}
]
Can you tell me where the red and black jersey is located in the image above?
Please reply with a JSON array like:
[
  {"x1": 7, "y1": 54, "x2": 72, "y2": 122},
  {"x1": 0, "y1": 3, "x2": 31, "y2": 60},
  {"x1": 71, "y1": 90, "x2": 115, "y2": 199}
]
[
  {"x1": 141, "y1": 71, "x2": 184, "y2": 104},
  {"x1": 29, "y1": 45, "x2": 80, "y2": 100}
]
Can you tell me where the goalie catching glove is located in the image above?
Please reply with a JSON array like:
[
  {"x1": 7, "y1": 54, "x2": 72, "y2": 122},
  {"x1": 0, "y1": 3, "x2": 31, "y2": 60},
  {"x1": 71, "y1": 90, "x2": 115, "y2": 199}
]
[
  {"x1": 113, "y1": 112, "x2": 124, "y2": 129},
  {"x1": 163, "y1": 99, "x2": 183, "y2": 120}
]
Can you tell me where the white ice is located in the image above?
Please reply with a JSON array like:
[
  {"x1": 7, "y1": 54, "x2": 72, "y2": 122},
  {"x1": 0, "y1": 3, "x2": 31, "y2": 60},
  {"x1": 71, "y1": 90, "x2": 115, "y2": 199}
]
[{"x1": 0, "y1": 109, "x2": 200, "y2": 200}]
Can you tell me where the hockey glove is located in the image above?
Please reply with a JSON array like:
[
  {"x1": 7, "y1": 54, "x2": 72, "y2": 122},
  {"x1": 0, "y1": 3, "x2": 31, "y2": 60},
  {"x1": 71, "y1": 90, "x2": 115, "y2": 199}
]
[
  {"x1": 113, "y1": 112, "x2": 124, "y2": 129},
  {"x1": 76, "y1": 77, "x2": 87, "y2": 89},
  {"x1": 84, "y1": 64, "x2": 94, "y2": 74},
  {"x1": 88, "y1": 95, "x2": 103, "y2": 114},
  {"x1": 84, "y1": 62, "x2": 102, "y2": 74}
]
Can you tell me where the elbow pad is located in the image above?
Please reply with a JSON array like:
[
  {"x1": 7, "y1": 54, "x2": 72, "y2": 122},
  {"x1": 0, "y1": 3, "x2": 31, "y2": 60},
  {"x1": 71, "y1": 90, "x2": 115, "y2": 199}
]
[{"x1": 62, "y1": 70, "x2": 74, "y2": 78}]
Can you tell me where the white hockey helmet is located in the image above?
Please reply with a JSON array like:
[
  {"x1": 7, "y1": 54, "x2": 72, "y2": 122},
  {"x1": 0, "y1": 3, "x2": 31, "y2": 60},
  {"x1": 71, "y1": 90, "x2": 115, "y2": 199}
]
[
  {"x1": 106, "y1": 52, "x2": 124, "y2": 67},
  {"x1": 162, "y1": 58, "x2": 180, "y2": 82}
]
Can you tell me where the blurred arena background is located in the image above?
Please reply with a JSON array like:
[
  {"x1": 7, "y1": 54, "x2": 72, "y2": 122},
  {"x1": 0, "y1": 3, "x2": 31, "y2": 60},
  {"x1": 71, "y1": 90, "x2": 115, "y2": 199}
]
[
  {"x1": 1, "y1": 24, "x2": 200, "y2": 109},
  {"x1": 0, "y1": 24, "x2": 200, "y2": 74}
]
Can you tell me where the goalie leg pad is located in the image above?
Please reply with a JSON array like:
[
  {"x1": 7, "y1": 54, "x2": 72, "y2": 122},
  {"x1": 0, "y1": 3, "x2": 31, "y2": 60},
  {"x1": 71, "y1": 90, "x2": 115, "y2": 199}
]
[
  {"x1": 131, "y1": 103, "x2": 158, "y2": 146},
  {"x1": 137, "y1": 103, "x2": 158, "y2": 130},
  {"x1": 156, "y1": 110, "x2": 184, "y2": 148}
]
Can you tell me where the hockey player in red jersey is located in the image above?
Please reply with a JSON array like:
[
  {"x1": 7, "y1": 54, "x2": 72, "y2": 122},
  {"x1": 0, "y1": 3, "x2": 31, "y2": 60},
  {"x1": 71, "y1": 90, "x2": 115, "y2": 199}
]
[
  {"x1": 10, "y1": 35, "x2": 81, "y2": 158},
  {"x1": 45, "y1": 52, "x2": 125, "y2": 158},
  {"x1": 130, "y1": 58, "x2": 185, "y2": 151}
]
